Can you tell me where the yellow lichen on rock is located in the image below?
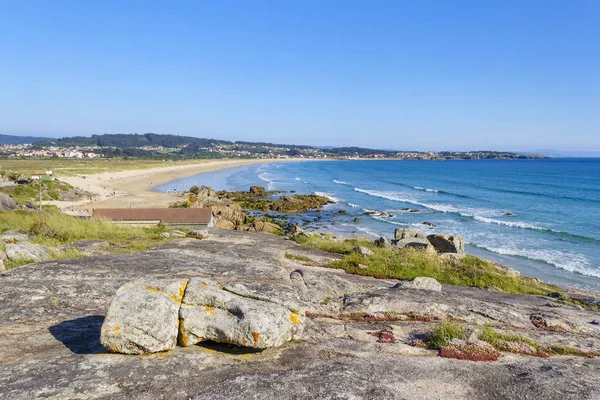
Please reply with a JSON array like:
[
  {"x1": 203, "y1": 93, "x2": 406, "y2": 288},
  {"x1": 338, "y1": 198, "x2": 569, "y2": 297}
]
[{"x1": 289, "y1": 312, "x2": 302, "y2": 325}]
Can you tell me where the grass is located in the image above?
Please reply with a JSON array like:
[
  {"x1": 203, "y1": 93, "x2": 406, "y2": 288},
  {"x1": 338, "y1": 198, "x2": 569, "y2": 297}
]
[
  {"x1": 0, "y1": 158, "x2": 211, "y2": 178},
  {"x1": 477, "y1": 325, "x2": 599, "y2": 357},
  {"x1": 425, "y1": 319, "x2": 466, "y2": 349},
  {"x1": 284, "y1": 253, "x2": 313, "y2": 262},
  {"x1": 0, "y1": 209, "x2": 176, "y2": 268},
  {"x1": 291, "y1": 234, "x2": 559, "y2": 295},
  {"x1": 0, "y1": 180, "x2": 82, "y2": 205},
  {"x1": 479, "y1": 325, "x2": 541, "y2": 351}
]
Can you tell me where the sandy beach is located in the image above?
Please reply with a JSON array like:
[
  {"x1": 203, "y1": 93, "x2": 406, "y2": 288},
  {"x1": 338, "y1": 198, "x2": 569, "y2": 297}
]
[{"x1": 51, "y1": 158, "x2": 301, "y2": 214}]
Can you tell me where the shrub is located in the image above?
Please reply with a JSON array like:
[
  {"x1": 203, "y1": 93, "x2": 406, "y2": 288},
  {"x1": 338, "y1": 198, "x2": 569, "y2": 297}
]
[{"x1": 425, "y1": 319, "x2": 465, "y2": 349}]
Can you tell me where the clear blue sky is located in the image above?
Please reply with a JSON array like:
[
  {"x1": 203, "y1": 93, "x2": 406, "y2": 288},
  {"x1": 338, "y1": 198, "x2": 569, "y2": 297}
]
[{"x1": 1, "y1": 0, "x2": 598, "y2": 151}]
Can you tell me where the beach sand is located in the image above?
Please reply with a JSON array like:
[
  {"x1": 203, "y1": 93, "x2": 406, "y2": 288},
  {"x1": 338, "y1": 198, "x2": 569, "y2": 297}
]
[{"x1": 49, "y1": 158, "x2": 300, "y2": 214}]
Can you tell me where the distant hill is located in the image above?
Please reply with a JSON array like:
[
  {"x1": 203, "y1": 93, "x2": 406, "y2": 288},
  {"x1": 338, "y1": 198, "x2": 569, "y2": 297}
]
[
  {"x1": 43, "y1": 133, "x2": 232, "y2": 148},
  {"x1": 0, "y1": 134, "x2": 53, "y2": 145}
]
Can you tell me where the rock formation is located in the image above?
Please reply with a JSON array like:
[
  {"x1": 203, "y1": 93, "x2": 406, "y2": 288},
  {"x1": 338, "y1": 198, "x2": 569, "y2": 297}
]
[{"x1": 1, "y1": 230, "x2": 599, "y2": 399}]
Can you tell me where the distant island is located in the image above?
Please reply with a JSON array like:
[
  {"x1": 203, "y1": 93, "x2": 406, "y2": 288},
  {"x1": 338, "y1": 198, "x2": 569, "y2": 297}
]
[{"x1": 0, "y1": 133, "x2": 546, "y2": 160}]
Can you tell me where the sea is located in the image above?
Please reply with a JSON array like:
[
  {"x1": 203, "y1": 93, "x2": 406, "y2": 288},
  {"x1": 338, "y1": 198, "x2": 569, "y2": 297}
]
[{"x1": 156, "y1": 158, "x2": 600, "y2": 291}]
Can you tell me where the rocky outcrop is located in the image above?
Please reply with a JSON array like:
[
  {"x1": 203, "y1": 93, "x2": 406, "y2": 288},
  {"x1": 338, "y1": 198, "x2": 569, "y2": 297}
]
[
  {"x1": 395, "y1": 228, "x2": 428, "y2": 241},
  {"x1": 100, "y1": 279, "x2": 188, "y2": 354},
  {"x1": 1, "y1": 230, "x2": 600, "y2": 399},
  {"x1": 236, "y1": 219, "x2": 282, "y2": 234},
  {"x1": 1, "y1": 229, "x2": 30, "y2": 242},
  {"x1": 393, "y1": 237, "x2": 436, "y2": 253},
  {"x1": 0, "y1": 193, "x2": 17, "y2": 212},
  {"x1": 427, "y1": 234, "x2": 465, "y2": 255},
  {"x1": 4, "y1": 242, "x2": 52, "y2": 263},
  {"x1": 179, "y1": 278, "x2": 302, "y2": 349}
]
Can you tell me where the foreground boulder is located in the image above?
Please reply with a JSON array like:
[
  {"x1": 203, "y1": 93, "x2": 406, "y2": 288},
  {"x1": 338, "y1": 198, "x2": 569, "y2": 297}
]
[
  {"x1": 100, "y1": 277, "x2": 304, "y2": 354},
  {"x1": 100, "y1": 279, "x2": 188, "y2": 354},
  {"x1": 179, "y1": 279, "x2": 303, "y2": 349},
  {"x1": 427, "y1": 234, "x2": 465, "y2": 255}
]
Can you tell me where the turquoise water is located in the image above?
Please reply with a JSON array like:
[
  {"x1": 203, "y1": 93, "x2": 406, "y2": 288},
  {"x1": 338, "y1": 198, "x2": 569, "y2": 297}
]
[{"x1": 156, "y1": 159, "x2": 600, "y2": 290}]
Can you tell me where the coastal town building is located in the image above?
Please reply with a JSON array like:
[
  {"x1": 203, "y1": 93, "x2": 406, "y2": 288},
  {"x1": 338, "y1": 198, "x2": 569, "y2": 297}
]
[{"x1": 93, "y1": 208, "x2": 214, "y2": 229}]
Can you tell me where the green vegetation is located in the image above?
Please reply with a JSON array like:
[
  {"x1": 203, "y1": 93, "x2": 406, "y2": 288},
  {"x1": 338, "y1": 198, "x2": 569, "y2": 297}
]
[
  {"x1": 284, "y1": 253, "x2": 313, "y2": 262},
  {"x1": 0, "y1": 209, "x2": 176, "y2": 268},
  {"x1": 479, "y1": 325, "x2": 541, "y2": 351},
  {"x1": 0, "y1": 180, "x2": 83, "y2": 205},
  {"x1": 425, "y1": 319, "x2": 466, "y2": 349},
  {"x1": 478, "y1": 325, "x2": 599, "y2": 357},
  {"x1": 553, "y1": 293, "x2": 599, "y2": 312},
  {"x1": 291, "y1": 234, "x2": 559, "y2": 295},
  {"x1": 0, "y1": 158, "x2": 210, "y2": 178}
]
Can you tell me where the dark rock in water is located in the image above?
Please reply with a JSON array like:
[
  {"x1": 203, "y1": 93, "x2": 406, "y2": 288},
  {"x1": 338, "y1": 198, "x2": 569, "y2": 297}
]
[
  {"x1": 427, "y1": 234, "x2": 465, "y2": 255},
  {"x1": 409, "y1": 209, "x2": 420, "y2": 213},
  {"x1": 338, "y1": 210, "x2": 348, "y2": 215},
  {"x1": 363, "y1": 210, "x2": 394, "y2": 218},
  {"x1": 290, "y1": 190, "x2": 296, "y2": 193},
  {"x1": 353, "y1": 217, "x2": 360, "y2": 223},
  {"x1": 422, "y1": 221, "x2": 434, "y2": 227},
  {"x1": 505, "y1": 212, "x2": 515, "y2": 217}
]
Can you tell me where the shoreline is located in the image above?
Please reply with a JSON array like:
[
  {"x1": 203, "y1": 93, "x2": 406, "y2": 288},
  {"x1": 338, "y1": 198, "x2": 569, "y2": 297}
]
[{"x1": 51, "y1": 158, "x2": 309, "y2": 213}]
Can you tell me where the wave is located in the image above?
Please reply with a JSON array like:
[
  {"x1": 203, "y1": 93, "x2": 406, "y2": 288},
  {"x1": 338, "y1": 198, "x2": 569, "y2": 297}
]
[
  {"x1": 294, "y1": 177, "x2": 308, "y2": 184},
  {"x1": 341, "y1": 224, "x2": 382, "y2": 238},
  {"x1": 314, "y1": 191, "x2": 341, "y2": 203},
  {"x1": 383, "y1": 180, "x2": 474, "y2": 199},
  {"x1": 348, "y1": 203, "x2": 361, "y2": 208},
  {"x1": 354, "y1": 187, "x2": 600, "y2": 243},
  {"x1": 354, "y1": 188, "x2": 486, "y2": 216},
  {"x1": 470, "y1": 243, "x2": 600, "y2": 279},
  {"x1": 333, "y1": 179, "x2": 352, "y2": 186},
  {"x1": 413, "y1": 186, "x2": 439, "y2": 193}
]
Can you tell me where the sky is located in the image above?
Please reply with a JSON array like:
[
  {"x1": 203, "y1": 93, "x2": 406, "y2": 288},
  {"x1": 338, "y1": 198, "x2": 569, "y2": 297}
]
[{"x1": 0, "y1": 0, "x2": 598, "y2": 151}]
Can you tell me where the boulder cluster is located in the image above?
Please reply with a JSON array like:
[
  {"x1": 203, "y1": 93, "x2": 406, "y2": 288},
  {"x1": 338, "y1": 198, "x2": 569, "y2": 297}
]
[
  {"x1": 101, "y1": 278, "x2": 304, "y2": 355},
  {"x1": 376, "y1": 228, "x2": 465, "y2": 256}
]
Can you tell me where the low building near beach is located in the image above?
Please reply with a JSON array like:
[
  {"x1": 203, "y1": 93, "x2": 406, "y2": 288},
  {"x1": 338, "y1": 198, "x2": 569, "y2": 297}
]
[{"x1": 93, "y1": 208, "x2": 214, "y2": 229}]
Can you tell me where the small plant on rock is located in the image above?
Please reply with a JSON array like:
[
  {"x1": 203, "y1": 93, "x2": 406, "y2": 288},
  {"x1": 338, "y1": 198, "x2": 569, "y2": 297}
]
[{"x1": 425, "y1": 319, "x2": 465, "y2": 349}]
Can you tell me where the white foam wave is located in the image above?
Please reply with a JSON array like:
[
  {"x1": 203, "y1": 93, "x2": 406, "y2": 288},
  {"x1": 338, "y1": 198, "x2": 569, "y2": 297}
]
[
  {"x1": 413, "y1": 186, "x2": 439, "y2": 193},
  {"x1": 348, "y1": 203, "x2": 361, "y2": 208},
  {"x1": 355, "y1": 188, "x2": 541, "y2": 229},
  {"x1": 370, "y1": 215, "x2": 405, "y2": 226},
  {"x1": 294, "y1": 177, "x2": 308, "y2": 184},
  {"x1": 314, "y1": 191, "x2": 340, "y2": 203},
  {"x1": 333, "y1": 179, "x2": 352, "y2": 186},
  {"x1": 347, "y1": 224, "x2": 382, "y2": 238},
  {"x1": 475, "y1": 244, "x2": 600, "y2": 278},
  {"x1": 472, "y1": 216, "x2": 547, "y2": 231}
]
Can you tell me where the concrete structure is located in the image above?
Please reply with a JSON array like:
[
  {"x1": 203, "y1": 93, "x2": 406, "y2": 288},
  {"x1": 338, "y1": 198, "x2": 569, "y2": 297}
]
[{"x1": 93, "y1": 208, "x2": 214, "y2": 229}]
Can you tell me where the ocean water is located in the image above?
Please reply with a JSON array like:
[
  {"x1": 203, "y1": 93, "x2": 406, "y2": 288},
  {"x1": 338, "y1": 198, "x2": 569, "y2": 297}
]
[{"x1": 156, "y1": 159, "x2": 600, "y2": 290}]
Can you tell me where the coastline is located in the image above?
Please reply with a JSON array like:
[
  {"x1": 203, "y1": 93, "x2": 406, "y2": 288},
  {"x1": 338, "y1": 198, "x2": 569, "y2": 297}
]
[{"x1": 50, "y1": 158, "x2": 307, "y2": 213}]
